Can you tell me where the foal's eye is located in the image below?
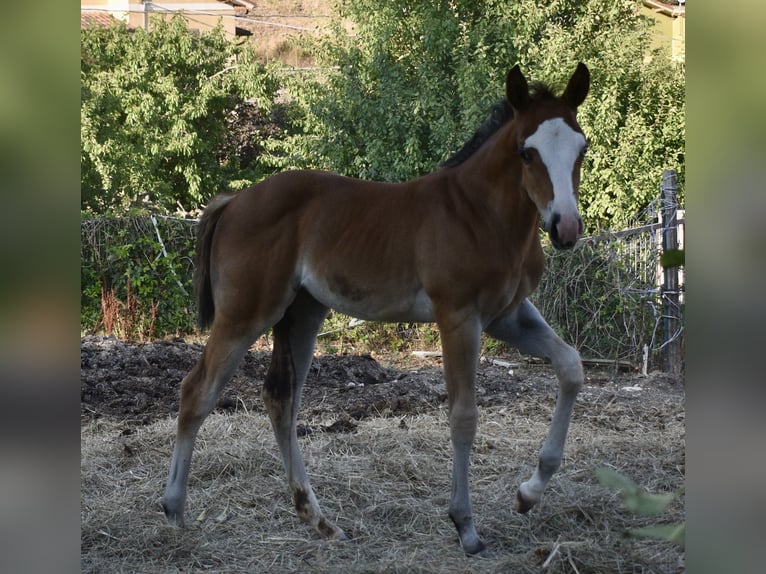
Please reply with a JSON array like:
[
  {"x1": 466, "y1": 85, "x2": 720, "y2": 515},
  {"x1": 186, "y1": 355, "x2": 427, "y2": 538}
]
[{"x1": 519, "y1": 147, "x2": 532, "y2": 163}]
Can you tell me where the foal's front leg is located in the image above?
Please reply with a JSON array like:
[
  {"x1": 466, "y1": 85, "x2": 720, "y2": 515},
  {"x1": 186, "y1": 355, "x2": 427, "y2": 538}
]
[
  {"x1": 438, "y1": 314, "x2": 488, "y2": 556},
  {"x1": 485, "y1": 298, "x2": 583, "y2": 512}
]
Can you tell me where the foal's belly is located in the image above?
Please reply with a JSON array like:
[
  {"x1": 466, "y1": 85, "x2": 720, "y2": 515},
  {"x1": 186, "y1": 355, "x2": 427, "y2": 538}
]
[{"x1": 301, "y1": 270, "x2": 435, "y2": 323}]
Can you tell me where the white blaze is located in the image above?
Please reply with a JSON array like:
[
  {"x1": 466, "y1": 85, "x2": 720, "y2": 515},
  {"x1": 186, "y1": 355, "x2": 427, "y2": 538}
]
[{"x1": 524, "y1": 117, "x2": 586, "y2": 224}]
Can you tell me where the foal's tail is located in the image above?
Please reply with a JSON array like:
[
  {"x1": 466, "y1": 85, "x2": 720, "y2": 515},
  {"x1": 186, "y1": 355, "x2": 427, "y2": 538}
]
[{"x1": 194, "y1": 194, "x2": 235, "y2": 330}]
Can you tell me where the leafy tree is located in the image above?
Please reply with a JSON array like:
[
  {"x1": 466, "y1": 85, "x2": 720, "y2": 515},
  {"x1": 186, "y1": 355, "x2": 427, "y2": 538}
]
[
  {"x1": 81, "y1": 16, "x2": 279, "y2": 214},
  {"x1": 278, "y1": 0, "x2": 684, "y2": 230}
]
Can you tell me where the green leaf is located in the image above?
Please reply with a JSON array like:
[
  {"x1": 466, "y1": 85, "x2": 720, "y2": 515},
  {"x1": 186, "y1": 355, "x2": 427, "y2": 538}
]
[
  {"x1": 624, "y1": 491, "x2": 677, "y2": 516},
  {"x1": 596, "y1": 466, "x2": 678, "y2": 515},
  {"x1": 661, "y1": 248, "x2": 685, "y2": 268},
  {"x1": 630, "y1": 523, "x2": 685, "y2": 547},
  {"x1": 596, "y1": 466, "x2": 638, "y2": 493}
]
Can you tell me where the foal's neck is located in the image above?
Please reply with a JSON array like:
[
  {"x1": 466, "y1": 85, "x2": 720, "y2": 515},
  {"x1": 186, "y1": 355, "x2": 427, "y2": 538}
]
[{"x1": 452, "y1": 125, "x2": 540, "y2": 239}]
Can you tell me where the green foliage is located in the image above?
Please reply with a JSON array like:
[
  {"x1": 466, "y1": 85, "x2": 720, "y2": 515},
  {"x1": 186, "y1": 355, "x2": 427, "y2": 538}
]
[
  {"x1": 596, "y1": 467, "x2": 685, "y2": 547},
  {"x1": 578, "y1": 51, "x2": 685, "y2": 229},
  {"x1": 315, "y1": 313, "x2": 442, "y2": 354},
  {"x1": 81, "y1": 16, "x2": 279, "y2": 213},
  {"x1": 533, "y1": 233, "x2": 660, "y2": 366},
  {"x1": 278, "y1": 0, "x2": 684, "y2": 228},
  {"x1": 278, "y1": 0, "x2": 518, "y2": 180},
  {"x1": 661, "y1": 248, "x2": 685, "y2": 268},
  {"x1": 597, "y1": 467, "x2": 677, "y2": 515},
  {"x1": 81, "y1": 215, "x2": 197, "y2": 338}
]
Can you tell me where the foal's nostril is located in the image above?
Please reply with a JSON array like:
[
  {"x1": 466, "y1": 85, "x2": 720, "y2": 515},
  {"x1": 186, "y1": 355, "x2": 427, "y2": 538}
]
[
  {"x1": 548, "y1": 213, "x2": 562, "y2": 240},
  {"x1": 548, "y1": 212, "x2": 579, "y2": 249}
]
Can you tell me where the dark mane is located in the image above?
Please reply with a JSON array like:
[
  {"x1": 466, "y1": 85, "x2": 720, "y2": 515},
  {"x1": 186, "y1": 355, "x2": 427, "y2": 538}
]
[
  {"x1": 441, "y1": 99, "x2": 513, "y2": 168},
  {"x1": 440, "y1": 81, "x2": 557, "y2": 168}
]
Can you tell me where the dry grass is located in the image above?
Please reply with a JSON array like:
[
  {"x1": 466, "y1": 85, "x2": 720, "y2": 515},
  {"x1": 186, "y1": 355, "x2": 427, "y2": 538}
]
[
  {"x1": 82, "y1": 394, "x2": 684, "y2": 573},
  {"x1": 238, "y1": 0, "x2": 335, "y2": 66}
]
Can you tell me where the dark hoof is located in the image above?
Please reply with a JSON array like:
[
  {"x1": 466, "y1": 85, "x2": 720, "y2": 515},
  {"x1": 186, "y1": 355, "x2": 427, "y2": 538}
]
[
  {"x1": 161, "y1": 501, "x2": 184, "y2": 527},
  {"x1": 464, "y1": 540, "x2": 492, "y2": 558},
  {"x1": 515, "y1": 489, "x2": 534, "y2": 514},
  {"x1": 450, "y1": 513, "x2": 489, "y2": 557}
]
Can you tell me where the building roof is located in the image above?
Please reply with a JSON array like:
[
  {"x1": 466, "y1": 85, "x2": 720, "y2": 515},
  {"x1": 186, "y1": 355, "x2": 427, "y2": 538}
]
[
  {"x1": 81, "y1": 10, "x2": 118, "y2": 29},
  {"x1": 643, "y1": 0, "x2": 686, "y2": 18}
]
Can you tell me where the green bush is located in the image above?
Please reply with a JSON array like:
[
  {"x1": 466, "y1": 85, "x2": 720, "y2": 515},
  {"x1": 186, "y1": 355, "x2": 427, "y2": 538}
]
[
  {"x1": 316, "y1": 313, "x2": 442, "y2": 355},
  {"x1": 81, "y1": 214, "x2": 197, "y2": 339},
  {"x1": 533, "y1": 233, "x2": 661, "y2": 366},
  {"x1": 81, "y1": 16, "x2": 280, "y2": 214}
]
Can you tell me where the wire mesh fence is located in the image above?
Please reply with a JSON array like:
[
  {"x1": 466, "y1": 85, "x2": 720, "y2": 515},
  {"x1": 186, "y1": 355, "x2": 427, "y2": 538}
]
[
  {"x1": 81, "y1": 214, "x2": 198, "y2": 339},
  {"x1": 533, "y1": 207, "x2": 684, "y2": 371}
]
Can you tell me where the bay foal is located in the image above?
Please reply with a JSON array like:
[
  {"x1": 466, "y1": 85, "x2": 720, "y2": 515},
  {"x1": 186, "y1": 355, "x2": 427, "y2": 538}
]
[{"x1": 163, "y1": 63, "x2": 590, "y2": 556}]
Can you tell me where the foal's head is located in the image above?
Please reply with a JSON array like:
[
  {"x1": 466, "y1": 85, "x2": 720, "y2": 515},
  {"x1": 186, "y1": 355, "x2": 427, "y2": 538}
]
[{"x1": 506, "y1": 63, "x2": 590, "y2": 249}]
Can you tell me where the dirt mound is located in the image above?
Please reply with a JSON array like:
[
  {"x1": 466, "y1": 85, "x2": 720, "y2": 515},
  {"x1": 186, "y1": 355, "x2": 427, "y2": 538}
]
[
  {"x1": 81, "y1": 336, "x2": 443, "y2": 425},
  {"x1": 81, "y1": 336, "x2": 682, "y2": 429}
]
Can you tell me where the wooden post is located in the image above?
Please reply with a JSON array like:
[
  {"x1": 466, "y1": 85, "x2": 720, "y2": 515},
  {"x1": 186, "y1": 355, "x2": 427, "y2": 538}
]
[{"x1": 660, "y1": 170, "x2": 682, "y2": 373}]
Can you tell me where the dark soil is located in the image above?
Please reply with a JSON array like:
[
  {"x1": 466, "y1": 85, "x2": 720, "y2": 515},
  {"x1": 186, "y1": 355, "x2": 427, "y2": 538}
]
[{"x1": 81, "y1": 335, "x2": 683, "y2": 431}]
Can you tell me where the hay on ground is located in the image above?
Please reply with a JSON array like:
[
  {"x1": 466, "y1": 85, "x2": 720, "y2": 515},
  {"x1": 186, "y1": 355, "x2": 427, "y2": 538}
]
[{"x1": 82, "y1": 397, "x2": 684, "y2": 573}]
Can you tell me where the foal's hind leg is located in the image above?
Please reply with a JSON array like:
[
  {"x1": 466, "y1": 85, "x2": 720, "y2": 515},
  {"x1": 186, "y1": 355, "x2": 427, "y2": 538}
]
[
  {"x1": 261, "y1": 290, "x2": 346, "y2": 540},
  {"x1": 162, "y1": 324, "x2": 257, "y2": 526},
  {"x1": 485, "y1": 298, "x2": 583, "y2": 513}
]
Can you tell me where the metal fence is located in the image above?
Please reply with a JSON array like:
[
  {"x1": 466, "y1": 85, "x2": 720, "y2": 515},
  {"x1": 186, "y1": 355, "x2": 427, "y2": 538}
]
[{"x1": 532, "y1": 170, "x2": 684, "y2": 372}]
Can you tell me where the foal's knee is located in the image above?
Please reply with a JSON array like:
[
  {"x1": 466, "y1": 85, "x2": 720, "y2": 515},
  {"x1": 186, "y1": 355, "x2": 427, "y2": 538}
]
[
  {"x1": 554, "y1": 343, "x2": 583, "y2": 394},
  {"x1": 449, "y1": 402, "x2": 479, "y2": 435}
]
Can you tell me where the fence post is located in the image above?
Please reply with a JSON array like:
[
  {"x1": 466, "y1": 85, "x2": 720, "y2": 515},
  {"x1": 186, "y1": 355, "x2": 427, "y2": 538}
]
[{"x1": 660, "y1": 170, "x2": 682, "y2": 373}]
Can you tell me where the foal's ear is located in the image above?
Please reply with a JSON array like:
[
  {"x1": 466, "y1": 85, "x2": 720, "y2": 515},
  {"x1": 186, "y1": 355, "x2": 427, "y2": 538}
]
[
  {"x1": 562, "y1": 62, "x2": 590, "y2": 109},
  {"x1": 505, "y1": 65, "x2": 530, "y2": 112}
]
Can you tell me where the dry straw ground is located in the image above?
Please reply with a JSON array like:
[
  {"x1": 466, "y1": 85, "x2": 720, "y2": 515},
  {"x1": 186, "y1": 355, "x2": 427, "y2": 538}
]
[{"x1": 81, "y1": 337, "x2": 684, "y2": 573}]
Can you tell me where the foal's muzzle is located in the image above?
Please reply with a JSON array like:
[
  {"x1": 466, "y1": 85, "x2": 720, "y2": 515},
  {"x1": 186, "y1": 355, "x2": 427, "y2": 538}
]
[{"x1": 547, "y1": 212, "x2": 583, "y2": 250}]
